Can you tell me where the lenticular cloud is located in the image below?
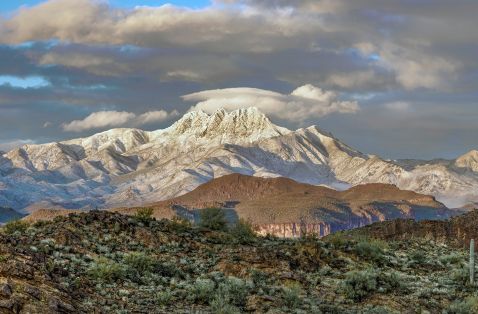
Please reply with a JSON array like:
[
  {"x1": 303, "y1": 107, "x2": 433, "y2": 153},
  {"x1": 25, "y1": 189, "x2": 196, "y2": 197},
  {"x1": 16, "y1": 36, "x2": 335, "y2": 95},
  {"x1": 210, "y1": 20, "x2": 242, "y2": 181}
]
[{"x1": 182, "y1": 84, "x2": 359, "y2": 123}]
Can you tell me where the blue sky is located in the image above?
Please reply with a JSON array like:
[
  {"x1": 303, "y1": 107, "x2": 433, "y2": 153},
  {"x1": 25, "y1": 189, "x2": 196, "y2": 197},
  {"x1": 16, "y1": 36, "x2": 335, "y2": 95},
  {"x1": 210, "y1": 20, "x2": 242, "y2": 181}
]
[{"x1": 0, "y1": 0, "x2": 211, "y2": 13}]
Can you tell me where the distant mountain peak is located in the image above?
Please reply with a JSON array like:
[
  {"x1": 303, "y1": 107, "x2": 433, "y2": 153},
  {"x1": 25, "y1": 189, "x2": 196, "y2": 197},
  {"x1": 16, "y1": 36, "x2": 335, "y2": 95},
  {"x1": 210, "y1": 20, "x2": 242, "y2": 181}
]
[{"x1": 165, "y1": 107, "x2": 291, "y2": 141}]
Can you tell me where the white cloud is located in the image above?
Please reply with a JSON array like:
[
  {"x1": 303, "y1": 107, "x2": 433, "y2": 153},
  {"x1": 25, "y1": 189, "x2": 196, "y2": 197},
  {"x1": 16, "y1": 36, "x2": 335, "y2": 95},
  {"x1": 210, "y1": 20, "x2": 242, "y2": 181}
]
[
  {"x1": 62, "y1": 110, "x2": 178, "y2": 132},
  {"x1": 0, "y1": 0, "x2": 473, "y2": 90},
  {"x1": 183, "y1": 84, "x2": 359, "y2": 122}
]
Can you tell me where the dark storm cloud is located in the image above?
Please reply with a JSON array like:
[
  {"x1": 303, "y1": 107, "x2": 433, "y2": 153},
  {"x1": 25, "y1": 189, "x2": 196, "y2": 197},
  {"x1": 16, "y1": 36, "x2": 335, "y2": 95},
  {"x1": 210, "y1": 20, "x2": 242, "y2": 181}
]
[{"x1": 0, "y1": 0, "x2": 476, "y2": 158}]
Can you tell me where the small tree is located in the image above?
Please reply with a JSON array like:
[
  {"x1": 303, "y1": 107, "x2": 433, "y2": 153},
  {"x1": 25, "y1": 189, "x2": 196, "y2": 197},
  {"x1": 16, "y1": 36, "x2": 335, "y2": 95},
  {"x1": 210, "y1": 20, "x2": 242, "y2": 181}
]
[
  {"x1": 199, "y1": 208, "x2": 228, "y2": 231},
  {"x1": 230, "y1": 219, "x2": 256, "y2": 244},
  {"x1": 134, "y1": 208, "x2": 154, "y2": 224}
]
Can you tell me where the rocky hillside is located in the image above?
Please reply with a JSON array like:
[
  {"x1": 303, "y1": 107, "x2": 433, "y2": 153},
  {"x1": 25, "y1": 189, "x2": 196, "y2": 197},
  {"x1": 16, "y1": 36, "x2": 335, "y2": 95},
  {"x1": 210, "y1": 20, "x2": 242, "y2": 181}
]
[
  {"x1": 349, "y1": 209, "x2": 478, "y2": 249},
  {"x1": 0, "y1": 210, "x2": 477, "y2": 313},
  {"x1": 1, "y1": 107, "x2": 478, "y2": 212},
  {"x1": 127, "y1": 174, "x2": 458, "y2": 238}
]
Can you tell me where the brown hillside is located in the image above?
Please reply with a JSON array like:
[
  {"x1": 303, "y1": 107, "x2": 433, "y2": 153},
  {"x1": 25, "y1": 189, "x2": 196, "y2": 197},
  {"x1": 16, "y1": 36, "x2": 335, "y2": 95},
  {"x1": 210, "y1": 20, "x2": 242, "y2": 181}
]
[
  {"x1": 158, "y1": 173, "x2": 338, "y2": 207},
  {"x1": 135, "y1": 174, "x2": 455, "y2": 236},
  {"x1": 24, "y1": 174, "x2": 458, "y2": 238}
]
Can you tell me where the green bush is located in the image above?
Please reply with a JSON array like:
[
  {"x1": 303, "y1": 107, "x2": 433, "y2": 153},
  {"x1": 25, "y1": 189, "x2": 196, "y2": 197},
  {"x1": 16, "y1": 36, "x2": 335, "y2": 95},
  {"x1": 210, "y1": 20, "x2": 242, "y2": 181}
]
[
  {"x1": 192, "y1": 278, "x2": 215, "y2": 304},
  {"x1": 210, "y1": 295, "x2": 241, "y2": 314},
  {"x1": 221, "y1": 277, "x2": 251, "y2": 307},
  {"x1": 2, "y1": 219, "x2": 29, "y2": 235},
  {"x1": 450, "y1": 266, "x2": 469, "y2": 286},
  {"x1": 87, "y1": 258, "x2": 126, "y2": 283},
  {"x1": 282, "y1": 283, "x2": 302, "y2": 309},
  {"x1": 250, "y1": 269, "x2": 270, "y2": 291},
  {"x1": 439, "y1": 253, "x2": 463, "y2": 266},
  {"x1": 446, "y1": 296, "x2": 478, "y2": 314},
  {"x1": 171, "y1": 215, "x2": 192, "y2": 231},
  {"x1": 409, "y1": 250, "x2": 426, "y2": 265},
  {"x1": 123, "y1": 252, "x2": 155, "y2": 277},
  {"x1": 229, "y1": 219, "x2": 256, "y2": 244},
  {"x1": 199, "y1": 208, "x2": 228, "y2": 231},
  {"x1": 211, "y1": 276, "x2": 251, "y2": 309},
  {"x1": 134, "y1": 208, "x2": 154, "y2": 224},
  {"x1": 343, "y1": 269, "x2": 378, "y2": 301},
  {"x1": 378, "y1": 271, "x2": 404, "y2": 293},
  {"x1": 325, "y1": 232, "x2": 351, "y2": 249},
  {"x1": 355, "y1": 240, "x2": 386, "y2": 264},
  {"x1": 157, "y1": 289, "x2": 174, "y2": 306}
]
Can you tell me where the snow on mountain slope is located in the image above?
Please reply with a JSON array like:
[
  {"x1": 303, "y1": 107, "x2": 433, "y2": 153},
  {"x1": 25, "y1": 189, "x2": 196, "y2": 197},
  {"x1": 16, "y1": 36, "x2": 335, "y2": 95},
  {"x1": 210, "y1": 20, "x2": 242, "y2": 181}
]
[
  {"x1": 0, "y1": 107, "x2": 477, "y2": 211},
  {"x1": 455, "y1": 150, "x2": 478, "y2": 172}
]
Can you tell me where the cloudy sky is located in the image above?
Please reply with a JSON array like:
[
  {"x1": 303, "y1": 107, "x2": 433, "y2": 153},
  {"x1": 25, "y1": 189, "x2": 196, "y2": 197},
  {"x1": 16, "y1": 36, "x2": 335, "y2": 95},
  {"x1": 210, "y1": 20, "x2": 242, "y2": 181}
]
[{"x1": 0, "y1": 0, "x2": 476, "y2": 159}]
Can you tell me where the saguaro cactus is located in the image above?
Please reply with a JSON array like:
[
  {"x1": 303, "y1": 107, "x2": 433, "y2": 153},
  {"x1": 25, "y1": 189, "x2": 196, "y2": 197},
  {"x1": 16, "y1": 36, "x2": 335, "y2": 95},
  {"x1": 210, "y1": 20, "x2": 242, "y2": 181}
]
[{"x1": 470, "y1": 239, "x2": 475, "y2": 285}]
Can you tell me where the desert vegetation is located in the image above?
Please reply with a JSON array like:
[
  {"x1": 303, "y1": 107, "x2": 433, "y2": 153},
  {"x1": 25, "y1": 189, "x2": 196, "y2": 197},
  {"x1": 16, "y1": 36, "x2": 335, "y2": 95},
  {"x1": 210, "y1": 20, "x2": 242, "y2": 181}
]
[{"x1": 0, "y1": 211, "x2": 476, "y2": 313}]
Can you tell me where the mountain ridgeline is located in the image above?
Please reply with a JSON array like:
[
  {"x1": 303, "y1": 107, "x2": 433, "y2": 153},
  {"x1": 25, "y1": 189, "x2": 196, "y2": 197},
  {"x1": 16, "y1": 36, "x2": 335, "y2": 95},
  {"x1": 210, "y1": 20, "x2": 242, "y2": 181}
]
[
  {"x1": 1, "y1": 107, "x2": 477, "y2": 214},
  {"x1": 25, "y1": 174, "x2": 462, "y2": 238}
]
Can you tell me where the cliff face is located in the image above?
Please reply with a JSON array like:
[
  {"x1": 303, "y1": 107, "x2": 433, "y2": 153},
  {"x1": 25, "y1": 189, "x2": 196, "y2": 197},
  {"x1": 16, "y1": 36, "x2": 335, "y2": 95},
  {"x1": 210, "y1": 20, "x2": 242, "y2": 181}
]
[
  {"x1": 256, "y1": 223, "x2": 332, "y2": 238},
  {"x1": 350, "y1": 209, "x2": 478, "y2": 249},
  {"x1": 255, "y1": 213, "x2": 399, "y2": 238}
]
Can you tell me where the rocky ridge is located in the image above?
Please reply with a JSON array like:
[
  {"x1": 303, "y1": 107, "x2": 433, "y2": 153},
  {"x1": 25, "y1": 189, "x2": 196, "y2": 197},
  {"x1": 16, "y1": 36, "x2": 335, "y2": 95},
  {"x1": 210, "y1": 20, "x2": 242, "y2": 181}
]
[{"x1": 1, "y1": 210, "x2": 477, "y2": 313}]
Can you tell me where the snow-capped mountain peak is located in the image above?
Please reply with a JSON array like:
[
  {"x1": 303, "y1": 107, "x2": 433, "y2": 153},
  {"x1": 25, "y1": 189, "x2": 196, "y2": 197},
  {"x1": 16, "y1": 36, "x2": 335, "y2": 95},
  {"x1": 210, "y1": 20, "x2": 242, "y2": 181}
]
[
  {"x1": 158, "y1": 107, "x2": 291, "y2": 143},
  {"x1": 0, "y1": 106, "x2": 477, "y2": 211}
]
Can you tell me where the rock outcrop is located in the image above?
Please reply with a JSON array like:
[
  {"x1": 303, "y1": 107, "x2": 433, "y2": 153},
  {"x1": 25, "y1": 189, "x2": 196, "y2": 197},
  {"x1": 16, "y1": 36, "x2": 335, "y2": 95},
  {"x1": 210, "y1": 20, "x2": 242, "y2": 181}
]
[{"x1": 350, "y1": 209, "x2": 478, "y2": 249}]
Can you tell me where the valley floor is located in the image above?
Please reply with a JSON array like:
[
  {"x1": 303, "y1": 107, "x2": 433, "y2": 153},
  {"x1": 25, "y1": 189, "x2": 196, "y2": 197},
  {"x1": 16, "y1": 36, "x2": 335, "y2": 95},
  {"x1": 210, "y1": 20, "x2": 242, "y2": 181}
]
[{"x1": 0, "y1": 211, "x2": 476, "y2": 313}]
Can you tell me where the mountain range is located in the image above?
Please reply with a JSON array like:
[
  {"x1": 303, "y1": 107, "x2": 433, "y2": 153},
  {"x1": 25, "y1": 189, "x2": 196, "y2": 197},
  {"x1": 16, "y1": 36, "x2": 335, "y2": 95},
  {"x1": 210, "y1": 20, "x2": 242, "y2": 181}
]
[{"x1": 1, "y1": 107, "x2": 477, "y2": 213}]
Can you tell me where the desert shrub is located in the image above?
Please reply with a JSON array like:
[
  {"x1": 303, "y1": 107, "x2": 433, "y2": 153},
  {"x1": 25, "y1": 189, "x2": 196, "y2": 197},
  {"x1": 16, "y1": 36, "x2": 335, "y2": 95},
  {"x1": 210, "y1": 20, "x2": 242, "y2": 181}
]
[
  {"x1": 2, "y1": 220, "x2": 29, "y2": 235},
  {"x1": 343, "y1": 269, "x2": 378, "y2": 301},
  {"x1": 88, "y1": 258, "x2": 126, "y2": 283},
  {"x1": 209, "y1": 276, "x2": 251, "y2": 309},
  {"x1": 123, "y1": 252, "x2": 155, "y2": 276},
  {"x1": 192, "y1": 278, "x2": 215, "y2": 304},
  {"x1": 378, "y1": 271, "x2": 404, "y2": 293},
  {"x1": 409, "y1": 250, "x2": 427, "y2": 265},
  {"x1": 325, "y1": 232, "x2": 350, "y2": 249},
  {"x1": 446, "y1": 296, "x2": 478, "y2": 314},
  {"x1": 250, "y1": 269, "x2": 271, "y2": 291},
  {"x1": 355, "y1": 240, "x2": 386, "y2": 264},
  {"x1": 134, "y1": 208, "x2": 154, "y2": 224},
  {"x1": 157, "y1": 261, "x2": 182, "y2": 278},
  {"x1": 282, "y1": 283, "x2": 302, "y2": 309},
  {"x1": 157, "y1": 289, "x2": 174, "y2": 306},
  {"x1": 210, "y1": 296, "x2": 241, "y2": 314},
  {"x1": 440, "y1": 253, "x2": 463, "y2": 266},
  {"x1": 450, "y1": 265, "x2": 469, "y2": 286},
  {"x1": 171, "y1": 216, "x2": 192, "y2": 231},
  {"x1": 219, "y1": 276, "x2": 251, "y2": 307},
  {"x1": 229, "y1": 219, "x2": 256, "y2": 244},
  {"x1": 199, "y1": 208, "x2": 228, "y2": 231}
]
